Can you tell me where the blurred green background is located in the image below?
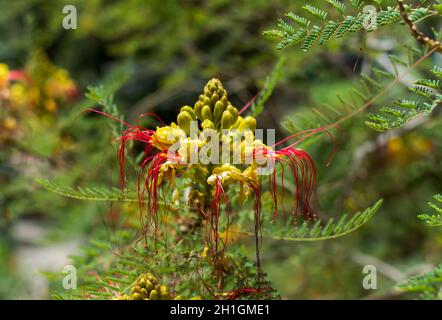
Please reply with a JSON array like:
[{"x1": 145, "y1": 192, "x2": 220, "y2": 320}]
[{"x1": 0, "y1": 0, "x2": 441, "y2": 299}]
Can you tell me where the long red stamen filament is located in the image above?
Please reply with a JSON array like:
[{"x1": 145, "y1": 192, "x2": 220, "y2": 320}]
[{"x1": 238, "y1": 93, "x2": 259, "y2": 115}]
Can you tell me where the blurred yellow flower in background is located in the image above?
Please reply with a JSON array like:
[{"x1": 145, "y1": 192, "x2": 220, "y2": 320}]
[
  {"x1": 1, "y1": 50, "x2": 77, "y2": 113},
  {"x1": 387, "y1": 134, "x2": 433, "y2": 166},
  {"x1": 0, "y1": 63, "x2": 9, "y2": 88}
]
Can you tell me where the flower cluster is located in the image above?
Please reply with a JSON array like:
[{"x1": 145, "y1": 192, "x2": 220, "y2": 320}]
[
  {"x1": 116, "y1": 272, "x2": 200, "y2": 300},
  {"x1": 102, "y1": 78, "x2": 318, "y2": 272},
  {"x1": 0, "y1": 51, "x2": 77, "y2": 113}
]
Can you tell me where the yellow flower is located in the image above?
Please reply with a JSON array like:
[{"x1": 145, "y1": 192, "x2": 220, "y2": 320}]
[
  {"x1": 387, "y1": 136, "x2": 404, "y2": 156},
  {"x1": 201, "y1": 246, "x2": 209, "y2": 258},
  {"x1": 0, "y1": 64, "x2": 9, "y2": 89},
  {"x1": 151, "y1": 124, "x2": 185, "y2": 150},
  {"x1": 44, "y1": 98, "x2": 57, "y2": 112},
  {"x1": 10, "y1": 83, "x2": 27, "y2": 106},
  {"x1": 157, "y1": 160, "x2": 178, "y2": 185},
  {"x1": 207, "y1": 164, "x2": 243, "y2": 185},
  {"x1": 3, "y1": 116, "x2": 17, "y2": 130},
  {"x1": 176, "y1": 137, "x2": 206, "y2": 163},
  {"x1": 207, "y1": 163, "x2": 259, "y2": 203},
  {"x1": 45, "y1": 69, "x2": 76, "y2": 98},
  {"x1": 411, "y1": 136, "x2": 432, "y2": 155}
]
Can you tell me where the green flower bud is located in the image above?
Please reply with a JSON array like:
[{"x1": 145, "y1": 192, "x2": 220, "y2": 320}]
[
  {"x1": 146, "y1": 273, "x2": 156, "y2": 282},
  {"x1": 221, "y1": 96, "x2": 228, "y2": 105},
  {"x1": 239, "y1": 116, "x2": 256, "y2": 131},
  {"x1": 149, "y1": 289, "x2": 158, "y2": 300},
  {"x1": 159, "y1": 285, "x2": 169, "y2": 300},
  {"x1": 227, "y1": 105, "x2": 238, "y2": 124},
  {"x1": 174, "y1": 295, "x2": 185, "y2": 300},
  {"x1": 138, "y1": 278, "x2": 146, "y2": 288},
  {"x1": 201, "y1": 119, "x2": 215, "y2": 130},
  {"x1": 140, "y1": 288, "x2": 148, "y2": 298},
  {"x1": 132, "y1": 293, "x2": 142, "y2": 300},
  {"x1": 217, "y1": 88, "x2": 226, "y2": 98},
  {"x1": 201, "y1": 105, "x2": 213, "y2": 122},
  {"x1": 211, "y1": 93, "x2": 219, "y2": 105},
  {"x1": 213, "y1": 101, "x2": 226, "y2": 124},
  {"x1": 177, "y1": 111, "x2": 192, "y2": 135},
  {"x1": 194, "y1": 101, "x2": 203, "y2": 119},
  {"x1": 202, "y1": 96, "x2": 211, "y2": 106},
  {"x1": 132, "y1": 285, "x2": 141, "y2": 294},
  {"x1": 180, "y1": 106, "x2": 196, "y2": 120},
  {"x1": 231, "y1": 116, "x2": 243, "y2": 129},
  {"x1": 209, "y1": 83, "x2": 218, "y2": 93},
  {"x1": 221, "y1": 110, "x2": 233, "y2": 129},
  {"x1": 145, "y1": 280, "x2": 154, "y2": 292}
]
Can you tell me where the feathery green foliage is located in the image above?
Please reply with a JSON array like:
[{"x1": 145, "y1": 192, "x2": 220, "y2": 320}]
[
  {"x1": 86, "y1": 86, "x2": 124, "y2": 139},
  {"x1": 239, "y1": 199, "x2": 383, "y2": 242},
  {"x1": 48, "y1": 228, "x2": 279, "y2": 300},
  {"x1": 36, "y1": 178, "x2": 140, "y2": 203},
  {"x1": 302, "y1": 4, "x2": 328, "y2": 21},
  {"x1": 283, "y1": 46, "x2": 438, "y2": 134},
  {"x1": 365, "y1": 65, "x2": 441, "y2": 132},
  {"x1": 48, "y1": 233, "x2": 155, "y2": 300},
  {"x1": 39, "y1": 177, "x2": 383, "y2": 242},
  {"x1": 263, "y1": 1, "x2": 437, "y2": 52},
  {"x1": 398, "y1": 265, "x2": 442, "y2": 300},
  {"x1": 397, "y1": 194, "x2": 442, "y2": 300},
  {"x1": 417, "y1": 194, "x2": 442, "y2": 227},
  {"x1": 325, "y1": 0, "x2": 346, "y2": 15}
]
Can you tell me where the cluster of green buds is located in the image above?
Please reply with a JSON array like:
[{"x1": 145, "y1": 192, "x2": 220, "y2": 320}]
[
  {"x1": 117, "y1": 273, "x2": 170, "y2": 300},
  {"x1": 176, "y1": 78, "x2": 256, "y2": 135},
  {"x1": 116, "y1": 273, "x2": 201, "y2": 300}
]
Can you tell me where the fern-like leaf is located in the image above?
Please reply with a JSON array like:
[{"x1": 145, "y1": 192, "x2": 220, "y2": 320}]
[
  {"x1": 36, "y1": 178, "x2": 141, "y2": 203},
  {"x1": 409, "y1": 7, "x2": 429, "y2": 22},
  {"x1": 417, "y1": 194, "x2": 442, "y2": 227},
  {"x1": 365, "y1": 66, "x2": 441, "y2": 132},
  {"x1": 376, "y1": 9, "x2": 401, "y2": 26},
  {"x1": 398, "y1": 265, "x2": 442, "y2": 300},
  {"x1": 431, "y1": 66, "x2": 442, "y2": 78},
  {"x1": 237, "y1": 199, "x2": 383, "y2": 242},
  {"x1": 319, "y1": 21, "x2": 339, "y2": 45},
  {"x1": 414, "y1": 79, "x2": 441, "y2": 90},
  {"x1": 325, "y1": 0, "x2": 346, "y2": 15},
  {"x1": 302, "y1": 4, "x2": 328, "y2": 20},
  {"x1": 350, "y1": 0, "x2": 365, "y2": 9},
  {"x1": 335, "y1": 16, "x2": 357, "y2": 38},
  {"x1": 301, "y1": 25, "x2": 322, "y2": 52},
  {"x1": 265, "y1": 5, "x2": 426, "y2": 52},
  {"x1": 276, "y1": 29, "x2": 307, "y2": 50},
  {"x1": 86, "y1": 85, "x2": 124, "y2": 139},
  {"x1": 285, "y1": 12, "x2": 310, "y2": 28},
  {"x1": 277, "y1": 18, "x2": 296, "y2": 35},
  {"x1": 262, "y1": 29, "x2": 285, "y2": 40}
]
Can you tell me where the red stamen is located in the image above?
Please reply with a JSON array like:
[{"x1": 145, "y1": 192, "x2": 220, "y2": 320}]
[
  {"x1": 238, "y1": 93, "x2": 259, "y2": 115},
  {"x1": 8, "y1": 70, "x2": 29, "y2": 82}
]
